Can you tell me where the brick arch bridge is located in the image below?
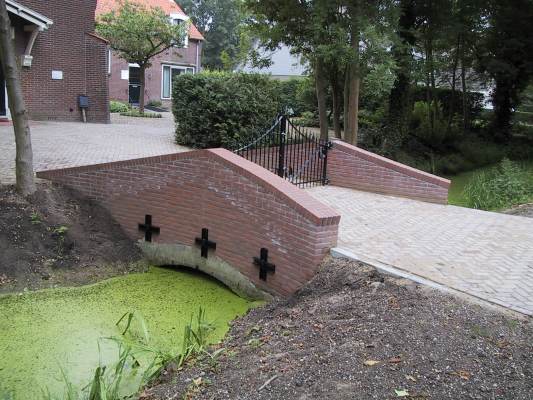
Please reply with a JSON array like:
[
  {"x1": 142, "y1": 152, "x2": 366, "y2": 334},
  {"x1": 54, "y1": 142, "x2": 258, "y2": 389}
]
[{"x1": 37, "y1": 143, "x2": 449, "y2": 298}]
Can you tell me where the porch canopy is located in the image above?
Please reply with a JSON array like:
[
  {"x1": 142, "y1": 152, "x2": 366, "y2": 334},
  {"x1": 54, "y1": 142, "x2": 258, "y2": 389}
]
[
  {"x1": 6, "y1": 0, "x2": 53, "y2": 67},
  {"x1": 6, "y1": 0, "x2": 53, "y2": 30}
]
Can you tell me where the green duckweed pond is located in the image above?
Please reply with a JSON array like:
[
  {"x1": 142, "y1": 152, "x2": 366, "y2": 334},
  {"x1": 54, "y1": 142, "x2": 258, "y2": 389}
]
[{"x1": 0, "y1": 267, "x2": 256, "y2": 399}]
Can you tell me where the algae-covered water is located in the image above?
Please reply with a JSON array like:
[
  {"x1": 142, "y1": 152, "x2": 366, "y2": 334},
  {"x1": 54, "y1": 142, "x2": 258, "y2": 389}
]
[{"x1": 0, "y1": 267, "x2": 255, "y2": 399}]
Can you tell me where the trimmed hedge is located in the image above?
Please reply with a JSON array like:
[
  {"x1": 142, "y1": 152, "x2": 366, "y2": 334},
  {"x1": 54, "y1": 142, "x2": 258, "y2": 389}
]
[{"x1": 173, "y1": 72, "x2": 280, "y2": 149}]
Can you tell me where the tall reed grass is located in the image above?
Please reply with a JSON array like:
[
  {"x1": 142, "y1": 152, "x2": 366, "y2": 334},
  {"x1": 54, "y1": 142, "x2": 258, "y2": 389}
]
[
  {"x1": 463, "y1": 158, "x2": 532, "y2": 210},
  {"x1": 43, "y1": 308, "x2": 215, "y2": 400}
]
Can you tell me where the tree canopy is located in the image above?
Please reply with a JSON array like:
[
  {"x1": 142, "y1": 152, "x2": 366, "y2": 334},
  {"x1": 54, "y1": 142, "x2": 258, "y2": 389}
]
[
  {"x1": 179, "y1": 0, "x2": 245, "y2": 70},
  {"x1": 97, "y1": 0, "x2": 187, "y2": 112}
]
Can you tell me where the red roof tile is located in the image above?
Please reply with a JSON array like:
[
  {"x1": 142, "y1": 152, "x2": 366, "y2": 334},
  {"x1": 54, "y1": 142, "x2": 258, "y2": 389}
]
[{"x1": 96, "y1": 0, "x2": 204, "y2": 40}]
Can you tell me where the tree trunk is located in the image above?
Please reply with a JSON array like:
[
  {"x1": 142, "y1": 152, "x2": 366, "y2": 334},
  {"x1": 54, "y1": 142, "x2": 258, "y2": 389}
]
[
  {"x1": 428, "y1": 38, "x2": 437, "y2": 132},
  {"x1": 330, "y1": 70, "x2": 343, "y2": 139},
  {"x1": 0, "y1": 2, "x2": 35, "y2": 195},
  {"x1": 139, "y1": 64, "x2": 146, "y2": 114},
  {"x1": 447, "y1": 34, "x2": 461, "y2": 133},
  {"x1": 461, "y1": 58, "x2": 468, "y2": 131},
  {"x1": 424, "y1": 38, "x2": 434, "y2": 136},
  {"x1": 314, "y1": 58, "x2": 329, "y2": 140},
  {"x1": 491, "y1": 78, "x2": 513, "y2": 142},
  {"x1": 344, "y1": 23, "x2": 360, "y2": 145}
]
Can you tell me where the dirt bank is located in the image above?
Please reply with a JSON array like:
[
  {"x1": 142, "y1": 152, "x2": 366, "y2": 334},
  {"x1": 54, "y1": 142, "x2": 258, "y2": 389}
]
[
  {"x1": 0, "y1": 183, "x2": 143, "y2": 293},
  {"x1": 502, "y1": 203, "x2": 533, "y2": 218},
  {"x1": 147, "y1": 258, "x2": 533, "y2": 400}
]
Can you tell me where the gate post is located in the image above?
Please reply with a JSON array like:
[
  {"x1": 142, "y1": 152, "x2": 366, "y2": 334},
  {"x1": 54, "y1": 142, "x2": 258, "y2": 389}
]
[
  {"x1": 321, "y1": 140, "x2": 332, "y2": 185},
  {"x1": 277, "y1": 115, "x2": 286, "y2": 178}
]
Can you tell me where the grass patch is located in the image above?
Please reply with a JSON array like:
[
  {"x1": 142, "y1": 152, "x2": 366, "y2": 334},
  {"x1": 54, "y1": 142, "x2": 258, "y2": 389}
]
[
  {"x1": 462, "y1": 159, "x2": 533, "y2": 210},
  {"x1": 119, "y1": 111, "x2": 162, "y2": 118}
]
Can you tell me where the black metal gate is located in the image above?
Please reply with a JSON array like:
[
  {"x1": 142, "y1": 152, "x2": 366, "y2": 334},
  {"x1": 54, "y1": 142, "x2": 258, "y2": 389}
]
[{"x1": 233, "y1": 115, "x2": 332, "y2": 187}]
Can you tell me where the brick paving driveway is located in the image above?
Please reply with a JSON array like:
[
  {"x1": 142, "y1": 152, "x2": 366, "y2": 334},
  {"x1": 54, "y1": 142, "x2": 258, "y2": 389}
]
[
  {"x1": 307, "y1": 186, "x2": 533, "y2": 316},
  {"x1": 0, "y1": 113, "x2": 188, "y2": 184}
]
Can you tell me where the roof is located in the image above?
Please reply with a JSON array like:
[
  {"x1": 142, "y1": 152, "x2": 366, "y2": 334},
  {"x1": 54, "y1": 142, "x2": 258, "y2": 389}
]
[
  {"x1": 6, "y1": 0, "x2": 53, "y2": 30},
  {"x1": 95, "y1": 0, "x2": 204, "y2": 41},
  {"x1": 240, "y1": 45, "x2": 307, "y2": 77}
]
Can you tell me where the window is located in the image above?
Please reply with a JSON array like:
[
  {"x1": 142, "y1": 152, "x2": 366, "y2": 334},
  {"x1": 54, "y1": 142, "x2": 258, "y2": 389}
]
[
  {"x1": 169, "y1": 13, "x2": 189, "y2": 48},
  {"x1": 161, "y1": 65, "x2": 195, "y2": 99},
  {"x1": 107, "y1": 49, "x2": 112, "y2": 74}
]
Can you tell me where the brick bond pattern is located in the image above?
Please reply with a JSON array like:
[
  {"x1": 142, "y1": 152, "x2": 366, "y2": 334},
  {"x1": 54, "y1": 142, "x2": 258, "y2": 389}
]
[
  {"x1": 15, "y1": 0, "x2": 109, "y2": 123},
  {"x1": 37, "y1": 149, "x2": 340, "y2": 296},
  {"x1": 328, "y1": 140, "x2": 450, "y2": 204},
  {"x1": 308, "y1": 186, "x2": 533, "y2": 316}
]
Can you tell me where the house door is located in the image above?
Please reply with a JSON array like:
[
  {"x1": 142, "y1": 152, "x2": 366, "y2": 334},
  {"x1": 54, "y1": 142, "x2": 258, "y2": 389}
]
[
  {"x1": 0, "y1": 66, "x2": 6, "y2": 117},
  {"x1": 128, "y1": 66, "x2": 141, "y2": 105}
]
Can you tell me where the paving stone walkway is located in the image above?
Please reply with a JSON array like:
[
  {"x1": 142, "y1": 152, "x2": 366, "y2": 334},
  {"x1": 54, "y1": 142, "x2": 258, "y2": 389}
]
[
  {"x1": 0, "y1": 113, "x2": 187, "y2": 184},
  {"x1": 307, "y1": 186, "x2": 533, "y2": 316}
]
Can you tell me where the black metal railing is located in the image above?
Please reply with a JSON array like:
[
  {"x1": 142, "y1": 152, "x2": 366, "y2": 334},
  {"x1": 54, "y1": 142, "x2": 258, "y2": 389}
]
[{"x1": 233, "y1": 115, "x2": 332, "y2": 188}]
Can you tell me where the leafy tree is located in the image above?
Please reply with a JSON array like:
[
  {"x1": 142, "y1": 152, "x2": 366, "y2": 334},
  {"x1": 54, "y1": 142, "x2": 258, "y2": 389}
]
[
  {"x1": 477, "y1": 0, "x2": 533, "y2": 141},
  {"x1": 97, "y1": 0, "x2": 187, "y2": 113},
  {"x1": 179, "y1": 0, "x2": 245, "y2": 70},
  {"x1": 0, "y1": 1, "x2": 35, "y2": 195},
  {"x1": 385, "y1": 0, "x2": 486, "y2": 152},
  {"x1": 245, "y1": 0, "x2": 397, "y2": 144},
  {"x1": 385, "y1": 0, "x2": 416, "y2": 151}
]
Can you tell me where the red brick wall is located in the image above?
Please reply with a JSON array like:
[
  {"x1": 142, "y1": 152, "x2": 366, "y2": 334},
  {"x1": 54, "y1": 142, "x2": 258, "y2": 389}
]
[
  {"x1": 328, "y1": 140, "x2": 450, "y2": 204},
  {"x1": 109, "y1": 40, "x2": 202, "y2": 108},
  {"x1": 36, "y1": 149, "x2": 340, "y2": 296},
  {"x1": 13, "y1": 0, "x2": 109, "y2": 123}
]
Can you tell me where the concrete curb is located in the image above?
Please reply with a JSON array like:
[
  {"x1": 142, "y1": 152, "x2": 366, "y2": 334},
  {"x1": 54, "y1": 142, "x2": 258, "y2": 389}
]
[{"x1": 331, "y1": 247, "x2": 531, "y2": 318}]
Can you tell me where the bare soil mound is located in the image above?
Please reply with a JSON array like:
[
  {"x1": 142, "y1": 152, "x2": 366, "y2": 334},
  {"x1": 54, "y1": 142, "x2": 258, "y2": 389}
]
[
  {"x1": 502, "y1": 203, "x2": 533, "y2": 218},
  {"x1": 0, "y1": 183, "x2": 142, "y2": 293},
  {"x1": 147, "y1": 258, "x2": 533, "y2": 400}
]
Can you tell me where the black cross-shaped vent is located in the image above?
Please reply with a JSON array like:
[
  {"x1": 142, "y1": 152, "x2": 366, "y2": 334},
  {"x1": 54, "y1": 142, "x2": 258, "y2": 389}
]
[
  {"x1": 195, "y1": 228, "x2": 216, "y2": 258},
  {"x1": 138, "y1": 215, "x2": 160, "y2": 242},
  {"x1": 253, "y1": 248, "x2": 276, "y2": 281}
]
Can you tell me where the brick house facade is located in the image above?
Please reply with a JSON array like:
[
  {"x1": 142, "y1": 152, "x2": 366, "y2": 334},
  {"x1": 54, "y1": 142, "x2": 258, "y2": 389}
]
[
  {"x1": 96, "y1": 0, "x2": 204, "y2": 109},
  {"x1": 1, "y1": 0, "x2": 110, "y2": 123}
]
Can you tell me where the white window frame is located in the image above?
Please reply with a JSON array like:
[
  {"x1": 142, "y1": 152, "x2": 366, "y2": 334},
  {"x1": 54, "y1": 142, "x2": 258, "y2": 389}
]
[
  {"x1": 1, "y1": 82, "x2": 11, "y2": 120},
  {"x1": 161, "y1": 64, "x2": 195, "y2": 100},
  {"x1": 107, "y1": 48, "x2": 112, "y2": 74},
  {"x1": 169, "y1": 13, "x2": 189, "y2": 48}
]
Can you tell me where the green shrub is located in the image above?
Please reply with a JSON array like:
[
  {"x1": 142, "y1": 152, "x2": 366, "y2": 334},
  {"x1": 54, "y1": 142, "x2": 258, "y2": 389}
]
[
  {"x1": 276, "y1": 77, "x2": 317, "y2": 116},
  {"x1": 172, "y1": 72, "x2": 280, "y2": 148},
  {"x1": 458, "y1": 137, "x2": 506, "y2": 167},
  {"x1": 410, "y1": 100, "x2": 454, "y2": 147},
  {"x1": 292, "y1": 111, "x2": 320, "y2": 127},
  {"x1": 109, "y1": 100, "x2": 130, "y2": 113},
  {"x1": 463, "y1": 158, "x2": 532, "y2": 210},
  {"x1": 411, "y1": 85, "x2": 484, "y2": 121},
  {"x1": 411, "y1": 101, "x2": 460, "y2": 149},
  {"x1": 120, "y1": 110, "x2": 162, "y2": 118}
]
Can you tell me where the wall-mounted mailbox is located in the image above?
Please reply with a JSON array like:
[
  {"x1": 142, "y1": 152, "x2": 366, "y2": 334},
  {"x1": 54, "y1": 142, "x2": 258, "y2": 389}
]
[{"x1": 78, "y1": 95, "x2": 89, "y2": 109}]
